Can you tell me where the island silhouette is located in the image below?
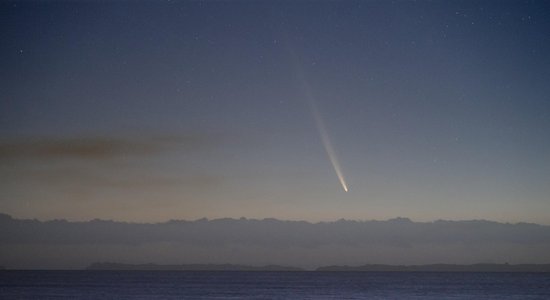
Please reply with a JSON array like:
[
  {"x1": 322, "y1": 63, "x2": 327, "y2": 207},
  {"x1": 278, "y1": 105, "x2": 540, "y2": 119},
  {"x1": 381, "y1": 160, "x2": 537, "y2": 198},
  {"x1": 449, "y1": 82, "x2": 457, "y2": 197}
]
[{"x1": 84, "y1": 262, "x2": 550, "y2": 272}]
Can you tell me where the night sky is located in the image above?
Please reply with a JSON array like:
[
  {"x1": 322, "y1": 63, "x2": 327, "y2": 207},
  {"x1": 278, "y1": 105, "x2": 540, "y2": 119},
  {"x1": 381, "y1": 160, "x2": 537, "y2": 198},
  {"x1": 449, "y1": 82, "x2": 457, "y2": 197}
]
[{"x1": 1, "y1": 1, "x2": 550, "y2": 223}]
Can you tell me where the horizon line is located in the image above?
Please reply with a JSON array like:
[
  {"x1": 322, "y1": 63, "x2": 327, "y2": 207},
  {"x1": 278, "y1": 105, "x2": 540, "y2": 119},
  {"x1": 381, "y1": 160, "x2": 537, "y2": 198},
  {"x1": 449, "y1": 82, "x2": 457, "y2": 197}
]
[
  {"x1": 1, "y1": 212, "x2": 546, "y2": 226},
  {"x1": 4, "y1": 262, "x2": 550, "y2": 272}
]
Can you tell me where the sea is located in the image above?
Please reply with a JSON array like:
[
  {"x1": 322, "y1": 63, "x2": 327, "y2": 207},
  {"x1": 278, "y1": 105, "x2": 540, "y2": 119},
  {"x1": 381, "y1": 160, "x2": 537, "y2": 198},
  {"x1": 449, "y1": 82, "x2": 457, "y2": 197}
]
[{"x1": 1, "y1": 271, "x2": 550, "y2": 299}]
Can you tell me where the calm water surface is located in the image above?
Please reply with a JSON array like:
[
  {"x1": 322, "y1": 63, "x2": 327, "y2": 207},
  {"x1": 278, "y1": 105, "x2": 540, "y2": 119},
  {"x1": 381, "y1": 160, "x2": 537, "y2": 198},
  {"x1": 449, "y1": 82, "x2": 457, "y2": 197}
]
[{"x1": 1, "y1": 271, "x2": 550, "y2": 299}]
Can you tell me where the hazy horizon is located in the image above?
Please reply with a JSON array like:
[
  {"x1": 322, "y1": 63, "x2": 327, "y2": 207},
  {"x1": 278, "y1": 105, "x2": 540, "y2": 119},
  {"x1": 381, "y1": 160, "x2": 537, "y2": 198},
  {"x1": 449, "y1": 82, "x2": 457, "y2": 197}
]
[
  {"x1": 2, "y1": 212, "x2": 550, "y2": 269},
  {"x1": 2, "y1": 212, "x2": 550, "y2": 226}
]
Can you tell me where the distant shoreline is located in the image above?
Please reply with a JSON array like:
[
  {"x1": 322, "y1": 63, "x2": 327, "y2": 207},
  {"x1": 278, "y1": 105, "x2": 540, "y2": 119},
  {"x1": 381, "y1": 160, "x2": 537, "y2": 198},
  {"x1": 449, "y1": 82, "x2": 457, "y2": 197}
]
[
  {"x1": 315, "y1": 263, "x2": 550, "y2": 272},
  {"x1": 80, "y1": 262, "x2": 550, "y2": 272},
  {"x1": 86, "y1": 263, "x2": 304, "y2": 272}
]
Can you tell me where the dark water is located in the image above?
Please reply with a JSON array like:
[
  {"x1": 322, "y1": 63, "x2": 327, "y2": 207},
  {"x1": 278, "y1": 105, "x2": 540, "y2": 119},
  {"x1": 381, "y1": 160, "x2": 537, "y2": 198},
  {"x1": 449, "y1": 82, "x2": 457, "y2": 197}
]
[{"x1": 1, "y1": 271, "x2": 550, "y2": 299}]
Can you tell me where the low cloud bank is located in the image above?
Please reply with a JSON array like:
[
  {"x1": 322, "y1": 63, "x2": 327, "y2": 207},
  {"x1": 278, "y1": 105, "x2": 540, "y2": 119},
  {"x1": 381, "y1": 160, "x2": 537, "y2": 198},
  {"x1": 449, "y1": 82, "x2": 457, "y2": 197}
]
[{"x1": 1, "y1": 214, "x2": 549, "y2": 269}]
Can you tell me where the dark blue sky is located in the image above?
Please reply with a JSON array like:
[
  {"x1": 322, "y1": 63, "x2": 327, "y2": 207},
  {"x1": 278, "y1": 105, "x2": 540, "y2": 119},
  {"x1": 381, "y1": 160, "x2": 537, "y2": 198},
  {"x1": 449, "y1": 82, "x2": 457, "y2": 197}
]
[{"x1": 1, "y1": 1, "x2": 550, "y2": 223}]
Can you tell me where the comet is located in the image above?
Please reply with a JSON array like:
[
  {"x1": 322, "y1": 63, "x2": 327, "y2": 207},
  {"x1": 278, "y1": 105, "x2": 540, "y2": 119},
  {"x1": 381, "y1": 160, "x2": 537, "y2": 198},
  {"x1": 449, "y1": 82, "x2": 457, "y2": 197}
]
[
  {"x1": 283, "y1": 40, "x2": 349, "y2": 192},
  {"x1": 302, "y1": 81, "x2": 349, "y2": 193}
]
